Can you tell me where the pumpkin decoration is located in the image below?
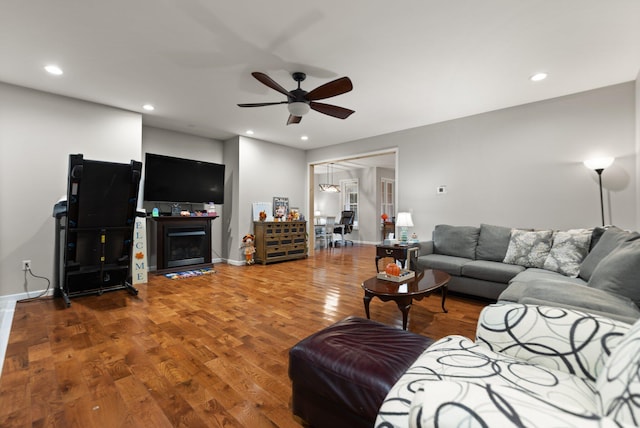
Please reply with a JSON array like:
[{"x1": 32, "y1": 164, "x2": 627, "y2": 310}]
[{"x1": 385, "y1": 263, "x2": 401, "y2": 276}]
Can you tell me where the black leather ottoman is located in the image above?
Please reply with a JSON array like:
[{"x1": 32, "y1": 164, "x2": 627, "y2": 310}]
[{"x1": 288, "y1": 316, "x2": 434, "y2": 428}]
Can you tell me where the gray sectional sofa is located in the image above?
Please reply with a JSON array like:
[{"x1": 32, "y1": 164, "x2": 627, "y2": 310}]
[{"x1": 417, "y1": 224, "x2": 640, "y2": 323}]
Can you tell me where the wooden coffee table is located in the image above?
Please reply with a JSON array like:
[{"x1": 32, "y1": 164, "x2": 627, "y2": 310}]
[{"x1": 361, "y1": 269, "x2": 450, "y2": 330}]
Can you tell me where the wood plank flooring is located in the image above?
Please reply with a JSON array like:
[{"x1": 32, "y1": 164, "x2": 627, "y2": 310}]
[{"x1": 0, "y1": 244, "x2": 488, "y2": 427}]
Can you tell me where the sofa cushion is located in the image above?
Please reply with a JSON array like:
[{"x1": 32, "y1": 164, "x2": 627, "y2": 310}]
[
  {"x1": 475, "y1": 224, "x2": 512, "y2": 262},
  {"x1": 376, "y1": 335, "x2": 599, "y2": 427},
  {"x1": 510, "y1": 268, "x2": 587, "y2": 286},
  {"x1": 596, "y1": 316, "x2": 640, "y2": 425},
  {"x1": 433, "y1": 224, "x2": 479, "y2": 260},
  {"x1": 461, "y1": 260, "x2": 525, "y2": 283},
  {"x1": 417, "y1": 254, "x2": 471, "y2": 276},
  {"x1": 499, "y1": 280, "x2": 640, "y2": 323},
  {"x1": 588, "y1": 239, "x2": 640, "y2": 308},
  {"x1": 579, "y1": 226, "x2": 640, "y2": 281},
  {"x1": 503, "y1": 229, "x2": 554, "y2": 268},
  {"x1": 410, "y1": 379, "x2": 610, "y2": 428},
  {"x1": 543, "y1": 229, "x2": 592, "y2": 278}
]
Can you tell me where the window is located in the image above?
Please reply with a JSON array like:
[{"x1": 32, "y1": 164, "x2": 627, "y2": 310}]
[
  {"x1": 341, "y1": 179, "x2": 359, "y2": 227},
  {"x1": 381, "y1": 178, "x2": 394, "y2": 220}
]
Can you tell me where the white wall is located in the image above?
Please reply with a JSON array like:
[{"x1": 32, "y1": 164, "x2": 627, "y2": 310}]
[
  {"x1": 307, "y1": 82, "x2": 638, "y2": 240},
  {"x1": 140, "y1": 126, "x2": 225, "y2": 268},
  {"x1": 0, "y1": 83, "x2": 142, "y2": 297}
]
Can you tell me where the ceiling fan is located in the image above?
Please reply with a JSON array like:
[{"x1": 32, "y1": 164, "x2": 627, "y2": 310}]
[{"x1": 238, "y1": 71, "x2": 355, "y2": 125}]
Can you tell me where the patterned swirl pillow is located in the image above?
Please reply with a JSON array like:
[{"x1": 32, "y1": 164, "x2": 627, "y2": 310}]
[
  {"x1": 503, "y1": 229, "x2": 554, "y2": 268},
  {"x1": 542, "y1": 229, "x2": 592, "y2": 277}
]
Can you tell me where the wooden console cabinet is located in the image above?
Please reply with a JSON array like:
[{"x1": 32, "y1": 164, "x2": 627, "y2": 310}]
[{"x1": 253, "y1": 221, "x2": 308, "y2": 265}]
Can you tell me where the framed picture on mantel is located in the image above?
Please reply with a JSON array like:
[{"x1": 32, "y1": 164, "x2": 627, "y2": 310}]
[{"x1": 273, "y1": 196, "x2": 289, "y2": 219}]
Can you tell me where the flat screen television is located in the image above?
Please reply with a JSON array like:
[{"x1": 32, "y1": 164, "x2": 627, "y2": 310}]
[{"x1": 143, "y1": 153, "x2": 225, "y2": 204}]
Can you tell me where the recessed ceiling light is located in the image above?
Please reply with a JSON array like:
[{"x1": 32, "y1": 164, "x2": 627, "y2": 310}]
[
  {"x1": 246, "y1": 130, "x2": 254, "y2": 135},
  {"x1": 44, "y1": 65, "x2": 63, "y2": 75},
  {"x1": 301, "y1": 135, "x2": 309, "y2": 141},
  {"x1": 142, "y1": 104, "x2": 155, "y2": 111},
  {"x1": 530, "y1": 72, "x2": 548, "y2": 82}
]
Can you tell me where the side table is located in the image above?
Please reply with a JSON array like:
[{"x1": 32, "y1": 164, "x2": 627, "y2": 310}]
[{"x1": 375, "y1": 243, "x2": 419, "y2": 272}]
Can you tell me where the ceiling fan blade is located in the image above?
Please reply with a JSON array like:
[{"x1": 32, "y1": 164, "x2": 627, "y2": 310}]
[
  {"x1": 310, "y1": 102, "x2": 355, "y2": 119},
  {"x1": 306, "y1": 77, "x2": 353, "y2": 101},
  {"x1": 287, "y1": 115, "x2": 302, "y2": 125},
  {"x1": 251, "y1": 72, "x2": 292, "y2": 97},
  {"x1": 238, "y1": 101, "x2": 287, "y2": 107}
]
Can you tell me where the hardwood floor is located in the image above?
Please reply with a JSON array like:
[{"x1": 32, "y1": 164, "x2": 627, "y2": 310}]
[{"x1": 0, "y1": 244, "x2": 488, "y2": 427}]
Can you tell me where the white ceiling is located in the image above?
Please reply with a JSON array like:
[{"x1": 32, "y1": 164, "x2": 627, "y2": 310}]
[{"x1": 2, "y1": 1, "x2": 640, "y2": 150}]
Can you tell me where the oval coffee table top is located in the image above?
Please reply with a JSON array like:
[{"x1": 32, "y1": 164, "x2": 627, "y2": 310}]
[{"x1": 362, "y1": 269, "x2": 451, "y2": 297}]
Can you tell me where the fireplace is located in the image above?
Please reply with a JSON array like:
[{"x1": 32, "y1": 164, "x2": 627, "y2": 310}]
[
  {"x1": 166, "y1": 226, "x2": 207, "y2": 268},
  {"x1": 153, "y1": 217, "x2": 217, "y2": 272}
]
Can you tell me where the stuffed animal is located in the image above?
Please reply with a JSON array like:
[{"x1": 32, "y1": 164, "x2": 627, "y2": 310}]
[{"x1": 241, "y1": 234, "x2": 256, "y2": 265}]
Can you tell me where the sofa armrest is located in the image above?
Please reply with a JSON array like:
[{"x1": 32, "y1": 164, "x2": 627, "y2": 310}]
[
  {"x1": 418, "y1": 240, "x2": 434, "y2": 255},
  {"x1": 476, "y1": 302, "x2": 631, "y2": 381}
]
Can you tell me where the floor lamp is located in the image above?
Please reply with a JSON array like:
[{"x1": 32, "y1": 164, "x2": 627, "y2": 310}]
[{"x1": 583, "y1": 157, "x2": 614, "y2": 227}]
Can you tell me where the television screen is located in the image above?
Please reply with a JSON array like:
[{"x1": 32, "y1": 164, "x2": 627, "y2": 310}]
[{"x1": 143, "y1": 153, "x2": 225, "y2": 204}]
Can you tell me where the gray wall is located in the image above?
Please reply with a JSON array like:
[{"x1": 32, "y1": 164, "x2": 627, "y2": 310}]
[
  {"x1": 307, "y1": 82, "x2": 638, "y2": 240},
  {"x1": 636, "y1": 75, "x2": 640, "y2": 228},
  {"x1": 0, "y1": 82, "x2": 142, "y2": 297},
  {"x1": 224, "y1": 136, "x2": 306, "y2": 264}
]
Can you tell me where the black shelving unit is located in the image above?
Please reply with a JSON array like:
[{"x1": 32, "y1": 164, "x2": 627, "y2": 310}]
[{"x1": 57, "y1": 154, "x2": 143, "y2": 307}]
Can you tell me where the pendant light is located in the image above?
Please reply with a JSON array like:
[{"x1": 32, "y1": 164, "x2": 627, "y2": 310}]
[{"x1": 319, "y1": 163, "x2": 341, "y2": 193}]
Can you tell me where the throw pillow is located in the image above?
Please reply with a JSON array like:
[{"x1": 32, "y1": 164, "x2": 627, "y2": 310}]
[
  {"x1": 475, "y1": 224, "x2": 512, "y2": 262},
  {"x1": 589, "y1": 226, "x2": 606, "y2": 251},
  {"x1": 579, "y1": 227, "x2": 640, "y2": 281},
  {"x1": 596, "y1": 316, "x2": 640, "y2": 425},
  {"x1": 433, "y1": 224, "x2": 480, "y2": 260},
  {"x1": 503, "y1": 229, "x2": 554, "y2": 268},
  {"x1": 542, "y1": 229, "x2": 592, "y2": 277},
  {"x1": 588, "y1": 239, "x2": 640, "y2": 308}
]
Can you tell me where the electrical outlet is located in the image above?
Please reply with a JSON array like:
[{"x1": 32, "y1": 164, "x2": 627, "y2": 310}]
[{"x1": 22, "y1": 260, "x2": 31, "y2": 271}]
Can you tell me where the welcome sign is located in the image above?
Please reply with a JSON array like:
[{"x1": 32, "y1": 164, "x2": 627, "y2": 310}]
[{"x1": 132, "y1": 213, "x2": 148, "y2": 284}]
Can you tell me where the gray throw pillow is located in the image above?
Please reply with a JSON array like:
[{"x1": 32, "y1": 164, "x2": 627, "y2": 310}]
[
  {"x1": 588, "y1": 239, "x2": 640, "y2": 308},
  {"x1": 433, "y1": 224, "x2": 480, "y2": 260},
  {"x1": 589, "y1": 226, "x2": 606, "y2": 251},
  {"x1": 503, "y1": 229, "x2": 554, "y2": 268},
  {"x1": 475, "y1": 224, "x2": 512, "y2": 262},
  {"x1": 579, "y1": 227, "x2": 640, "y2": 281},
  {"x1": 542, "y1": 229, "x2": 592, "y2": 278}
]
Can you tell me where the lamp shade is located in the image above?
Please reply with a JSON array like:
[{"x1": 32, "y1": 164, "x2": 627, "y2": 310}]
[
  {"x1": 287, "y1": 102, "x2": 310, "y2": 116},
  {"x1": 584, "y1": 157, "x2": 614, "y2": 171},
  {"x1": 396, "y1": 212, "x2": 414, "y2": 227}
]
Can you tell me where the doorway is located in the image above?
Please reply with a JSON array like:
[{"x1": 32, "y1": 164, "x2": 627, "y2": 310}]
[{"x1": 309, "y1": 150, "x2": 397, "y2": 252}]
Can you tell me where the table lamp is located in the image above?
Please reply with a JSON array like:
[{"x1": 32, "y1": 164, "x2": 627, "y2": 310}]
[{"x1": 396, "y1": 212, "x2": 414, "y2": 244}]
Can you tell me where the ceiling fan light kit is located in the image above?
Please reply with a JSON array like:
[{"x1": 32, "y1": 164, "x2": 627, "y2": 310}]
[
  {"x1": 238, "y1": 71, "x2": 355, "y2": 125},
  {"x1": 287, "y1": 102, "x2": 310, "y2": 117}
]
